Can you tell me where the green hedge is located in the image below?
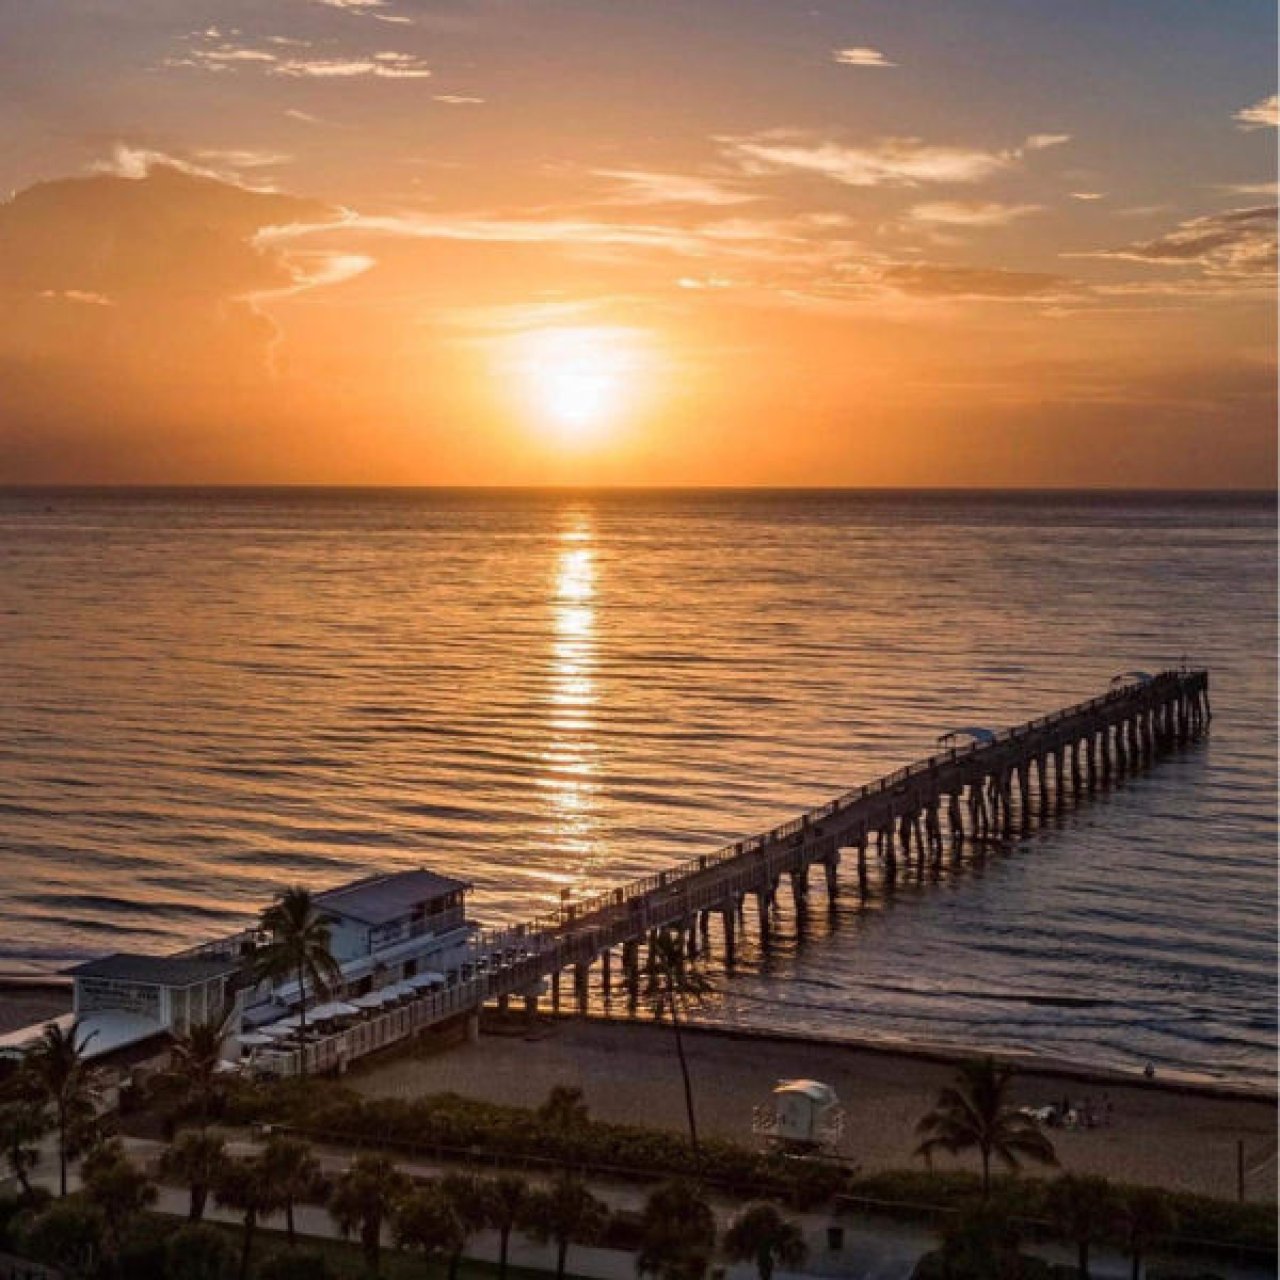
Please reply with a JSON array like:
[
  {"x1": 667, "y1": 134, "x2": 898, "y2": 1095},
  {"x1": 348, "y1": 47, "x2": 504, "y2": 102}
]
[{"x1": 223, "y1": 1079, "x2": 847, "y2": 1207}]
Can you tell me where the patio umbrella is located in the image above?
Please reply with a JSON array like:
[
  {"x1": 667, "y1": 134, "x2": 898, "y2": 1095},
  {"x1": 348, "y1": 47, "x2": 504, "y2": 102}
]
[
  {"x1": 237, "y1": 1032, "x2": 278, "y2": 1048},
  {"x1": 406, "y1": 972, "x2": 446, "y2": 990}
]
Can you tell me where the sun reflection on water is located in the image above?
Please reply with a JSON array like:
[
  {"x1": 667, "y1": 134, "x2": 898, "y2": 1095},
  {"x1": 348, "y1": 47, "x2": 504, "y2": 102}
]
[{"x1": 540, "y1": 509, "x2": 600, "y2": 895}]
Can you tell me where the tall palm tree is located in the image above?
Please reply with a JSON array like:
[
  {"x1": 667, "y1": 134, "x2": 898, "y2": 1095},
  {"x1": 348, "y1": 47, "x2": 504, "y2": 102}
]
[
  {"x1": 262, "y1": 1133, "x2": 323, "y2": 1246},
  {"x1": 637, "y1": 1180, "x2": 717, "y2": 1280},
  {"x1": 158, "y1": 1129, "x2": 228, "y2": 1222},
  {"x1": 327, "y1": 1153, "x2": 411, "y2": 1276},
  {"x1": 215, "y1": 1153, "x2": 283, "y2": 1280},
  {"x1": 1114, "y1": 1187, "x2": 1176, "y2": 1280},
  {"x1": 1047, "y1": 1174, "x2": 1117, "y2": 1280},
  {"x1": 643, "y1": 928, "x2": 712, "y2": 1166},
  {"x1": 722, "y1": 1204, "x2": 807, "y2": 1280},
  {"x1": 252, "y1": 886, "x2": 342, "y2": 1078},
  {"x1": 523, "y1": 1174, "x2": 609, "y2": 1280},
  {"x1": 437, "y1": 1173, "x2": 492, "y2": 1280},
  {"x1": 484, "y1": 1173, "x2": 533, "y2": 1280},
  {"x1": 164, "y1": 1007, "x2": 235, "y2": 1129},
  {"x1": 24, "y1": 1020, "x2": 102, "y2": 1196},
  {"x1": 915, "y1": 1057, "x2": 1057, "y2": 1197}
]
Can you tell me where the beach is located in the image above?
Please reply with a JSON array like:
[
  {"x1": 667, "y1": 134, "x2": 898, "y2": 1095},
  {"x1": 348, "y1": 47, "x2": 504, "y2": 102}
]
[{"x1": 350, "y1": 1015, "x2": 1278, "y2": 1203}]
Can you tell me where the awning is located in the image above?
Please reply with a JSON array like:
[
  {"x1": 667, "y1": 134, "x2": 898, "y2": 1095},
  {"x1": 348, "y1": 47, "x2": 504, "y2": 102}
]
[
  {"x1": 350, "y1": 992, "x2": 389, "y2": 1010},
  {"x1": 236, "y1": 1032, "x2": 278, "y2": 1048}
]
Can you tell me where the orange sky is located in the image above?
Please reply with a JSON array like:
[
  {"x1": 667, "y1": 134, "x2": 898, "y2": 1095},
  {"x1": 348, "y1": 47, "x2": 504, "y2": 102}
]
[{"x1": 0, "y1": 1, "x2": 1275, "y2": 486}]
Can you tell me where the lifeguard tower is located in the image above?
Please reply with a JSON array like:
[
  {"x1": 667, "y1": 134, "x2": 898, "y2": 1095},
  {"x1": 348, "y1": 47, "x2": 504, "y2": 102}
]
[{"x1": 752, "y1": 1079, "x2": 845, "y2": 1154}]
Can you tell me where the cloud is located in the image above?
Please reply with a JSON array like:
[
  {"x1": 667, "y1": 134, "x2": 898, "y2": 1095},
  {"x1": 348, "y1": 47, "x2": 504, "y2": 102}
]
[
  {"x1": 1234, "y1": 94, "x2": 1279, "y2": 130},
  {"x1": 908, "y1": 201, "x2": 1043, "y2": 227},
  {"x1": 878, "y1": 263, "x2": 1067, "y2": 299},
  {"x1": 1081, "y1": 205, "x2": 1277, "y2": 277},
  {"x1": 594, "y1": 169, "x2": 759, "y2": 206},
  {"x1": 168, "y1": 34, "x2": 431, "y2": 79},
  {"x1": 1025, "y1": 133, "x2": 1071, "y2": 151},
  {"x1": 312, "y1": 0, "x2": 414, "y2": 23},
  {"x1": 721, "y1": 132, "x2": 1068, "y2": 188},
  {"x1": 433, "y1": 94, "x2": 485, "y2": 106},
  {"x1": 1071, "y1": 191, "x2": 1105, "y2": 201},
  {"x1": 832, "y1": 46, "x2": 896, "y2": 69},
  {"x1": 276, "y1": 52, "x2": 431, "y2": 78}
]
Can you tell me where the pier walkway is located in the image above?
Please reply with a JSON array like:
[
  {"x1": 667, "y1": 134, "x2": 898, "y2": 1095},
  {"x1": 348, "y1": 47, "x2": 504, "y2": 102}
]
[{"x1": 260, "y1": 668, "x2": 1209, "y2": 1076}]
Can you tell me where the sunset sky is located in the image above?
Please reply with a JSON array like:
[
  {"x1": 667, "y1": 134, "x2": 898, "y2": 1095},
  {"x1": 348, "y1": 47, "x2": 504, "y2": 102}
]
[{"x1": 1, "y1": 0, "x2": 1275, "y2": 486}]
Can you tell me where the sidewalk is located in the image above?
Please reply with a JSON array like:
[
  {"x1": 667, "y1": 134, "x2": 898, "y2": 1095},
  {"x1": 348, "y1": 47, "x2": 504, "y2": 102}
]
[{"x1": 24, "y1": 1133, "x2": 1276, "y2": 1280}]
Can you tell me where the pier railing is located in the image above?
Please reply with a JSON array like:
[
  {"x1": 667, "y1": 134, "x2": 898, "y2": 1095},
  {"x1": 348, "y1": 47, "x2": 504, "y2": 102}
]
[{"x1": 466, "y1": 669, "x2": 1207, "y2": 957}]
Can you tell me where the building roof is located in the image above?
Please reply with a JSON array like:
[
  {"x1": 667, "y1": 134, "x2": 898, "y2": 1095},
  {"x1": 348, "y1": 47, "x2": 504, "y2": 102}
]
[
  {"x1": 315, "y1": 868, "x2": 471, "y2": 926},
  {"x1": 65, "y1": 952, "x2": 241, "y2": 987}
]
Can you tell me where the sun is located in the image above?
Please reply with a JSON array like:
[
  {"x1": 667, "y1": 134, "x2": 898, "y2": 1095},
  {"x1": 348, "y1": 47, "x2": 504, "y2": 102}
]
[{"x1": 507, "y1": 325, "x2": 649, "y2": 445}]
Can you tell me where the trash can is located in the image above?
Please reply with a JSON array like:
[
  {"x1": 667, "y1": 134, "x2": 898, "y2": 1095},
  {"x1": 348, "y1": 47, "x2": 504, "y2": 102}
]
[{"x1": 826, "y1": 1225, "x2": 845, "y2": 1251}]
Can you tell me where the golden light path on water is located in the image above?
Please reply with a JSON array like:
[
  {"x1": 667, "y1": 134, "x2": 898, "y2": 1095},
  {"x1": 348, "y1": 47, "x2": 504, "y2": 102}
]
[{"x1": 542, "y1": 511, "x2": 600, "y2": 893}]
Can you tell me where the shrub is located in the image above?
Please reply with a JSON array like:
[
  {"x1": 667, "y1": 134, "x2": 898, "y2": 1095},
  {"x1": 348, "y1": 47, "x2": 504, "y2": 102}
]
[{"x1": 164, "y1": 1222, "x2": 238, "y2": 1280}]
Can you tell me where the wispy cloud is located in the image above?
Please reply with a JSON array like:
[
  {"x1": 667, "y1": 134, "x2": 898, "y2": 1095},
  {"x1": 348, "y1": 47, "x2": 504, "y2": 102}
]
[
  {"x1": 832, "y1": 46, "x2": 896, "y2": 69},
  {"x1": 721, "y1": 132, "x2": 1069, "y2": 188},
  {"x1": 1071, "y1": 192, "x2": 1105, "y2": 201},
  {"x1": 1234, "y1": 94, "x2": 1279, "y2": 129},
  {"x1": 908, "y1": 200, "x2": 1042, "y2": 227},
  {"x1": 312, "y1": 0, "x2": 414, "y2": 24},
  {"x1": 167, "y1": 33, "x2": 431, "y2": 79},
  {"x1": 594, "y1": 169, "x2": 759, "y2": 207},
  {"x1": 879, "y1": 263, "x2": 1067, "y2": 299},
  {"x1": 1078, "y1": 205, "x2": 1277, "y2": 277},
  {"x1": 433, "y1": 94, "x2": 485, "y2": 106}
]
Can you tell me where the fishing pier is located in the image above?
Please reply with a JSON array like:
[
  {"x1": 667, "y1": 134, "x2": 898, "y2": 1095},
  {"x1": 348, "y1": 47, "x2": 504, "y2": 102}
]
[{"x1": 260, "y1": 667, "x2": 1210, "y2": 1076}]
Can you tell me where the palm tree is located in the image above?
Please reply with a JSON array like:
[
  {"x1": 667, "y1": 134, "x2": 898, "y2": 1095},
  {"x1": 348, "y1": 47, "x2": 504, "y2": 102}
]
[
  {"x1": 637, "y1": 1180, "x2": 717, "y2": 1280},
  {"x1": 0, "y1": 1089, "x2": 49, "y2": 1197},
  {"x1": 262, "y1": 1134, "x2": 323, "y2": 1246},
  {"x1": 438, "y1": 1172, "x2": 491, "y2": 1280},
  {"x1": 643, "y1": 928, "x2": 712, "y2": 1166},
  {"x1": 1114, "y1": 1187, "x2": 1176, "y2": 1280},
  {"x1": 24, "y1": 1020, "x2": 102, "y2": 1196},
  {"x1": 1047, "y1": 1174, "x2": 1117, "y2": 1280},
  {"x1": 252, "y1": 886, "x2": 342, "y2": 1078},
  {"x1": 327, "y1": 1153, "x2": 411, "y2": 1276},
  {"x1": 80, "y1": 1139, "x2": 157, "y2": 1257},
  {"x1": 158, "y1": 1129, "x2": 229, "y2": 1222},
  {"x1": 537, "y1": 1084, "x2": 591, "y2": 1168},
  {"x1": 915, "y1": 1057, "x2": 1057, "y2": 1197},
  {"x1": 215, "y1": 1153, "x2": 283, "y2": 1280},
  {"x1": 163, "y1": 1008, "x2": 235, "y2": 1129},
  {"x1": 484, "y1": 1173, "x2": 533, "y2": 1280},
  {"x1": 523, "y1": 1173, "x2": 609, "y2": 1280},
  {"x1": 722, "y1": 1203, "x2": 807, "y2": 1280},
  {"x1": 394, "y1": 1184, "x2": 465, "y2": 1274}
]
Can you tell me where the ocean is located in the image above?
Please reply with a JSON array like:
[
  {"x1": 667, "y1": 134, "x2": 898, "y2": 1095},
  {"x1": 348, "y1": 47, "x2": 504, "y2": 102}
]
[{"x1": 1, "y1": 489, "x2": 1274, "y2": 1088}]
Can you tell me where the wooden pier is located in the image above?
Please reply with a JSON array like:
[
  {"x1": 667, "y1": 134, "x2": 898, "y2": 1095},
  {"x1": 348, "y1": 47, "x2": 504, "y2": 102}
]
[{"x1": 260, "y1": 668, "x2": 1210, "y2": 1075}]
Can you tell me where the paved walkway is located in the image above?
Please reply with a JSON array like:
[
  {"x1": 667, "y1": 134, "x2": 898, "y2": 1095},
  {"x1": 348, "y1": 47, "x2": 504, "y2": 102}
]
[{"x1": 20, "y1": 1132, "x2": 1277, "y2": 1280}]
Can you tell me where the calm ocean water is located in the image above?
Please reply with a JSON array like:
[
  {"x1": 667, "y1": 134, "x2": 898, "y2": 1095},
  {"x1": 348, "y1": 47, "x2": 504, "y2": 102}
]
[{"x1": 0, "y1": 489, "x2": 1274, "y2": 1087}]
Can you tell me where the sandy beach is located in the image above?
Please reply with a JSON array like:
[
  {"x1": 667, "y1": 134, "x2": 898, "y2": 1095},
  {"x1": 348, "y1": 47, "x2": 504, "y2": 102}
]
[{"x1": 350, "y1": 1015, "x2": 1277, "y2": 1204}]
